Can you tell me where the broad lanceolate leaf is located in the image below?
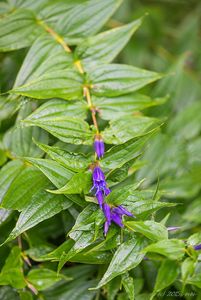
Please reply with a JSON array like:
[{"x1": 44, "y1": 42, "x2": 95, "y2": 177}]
[
  {"x1": 0, "y1": 9, "x2": 43, "y2": 51},
  {"x1": 26, "y1": 268, "x2": 70, "y2": 291},
  {"x1": 0, "y1": 246, "x2": 25, "y2": 288},
  {"x1": 151, "y1": 260, "x2": 179, "y2": 299},
  {"x1": 56, "y1": 0, "x2": 123, "y2": 39},
  {"x1": 11, "y1": 69, "x2": 83, "y2": 100},
  {"x1": 101, "y1": 131, "x2": 156, "y2": 169},
  {"x1": 22, "y1": 99, "x2": 87, "y2": 120},
  {"x1": 89, "y1": 64, "x2": 162, "y2": 97},
  {"x1": 48, "y1": 171, "x2": 92, "y2": 195},
  {"x1": 0, "y1": 160, "x2": 24, "y2": 203},
  {"x1": 125, "y1": 220, "x2": 168, "y2": 241},
  {"x1": 35, "y1": 141, "x2": 91, "y2": 172},
  {"x1": 121, "y1": 273, "x2": 134, "y2": 300},
  {"x1": 93, "y1": 93, "x2": 165, "y2": 121},
  {"x1": 143, "y1": 239, "x2": 185, "y2": 260},
  {"x1": 91, "y1": 236, "x2": 146, "y2": 289},
  {"x1": 5, "y1": 189, "x2": 72, "y2": 243},
  {"x1": 22, "y1": 116, "x2": 93, "y2": 145},
  {"x1": 103, "y1": 116, "x2": 158, "y2": 144},
  {"x1": 24, "y1": 157, "x2": 84, "y2": 206},
  {"x1": 1, "y1": 167, "x2": 48, "y2": 211},
  {"x1": 14, "y1": 35, "x2": 73, "y2": 88},
  {"x1": 76, "y1": 18, "x2": 142, "y2": 65}
]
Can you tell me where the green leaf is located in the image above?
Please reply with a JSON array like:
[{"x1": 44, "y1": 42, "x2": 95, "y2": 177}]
[
  {"x1": 0, "y1": 246, "x2": 25, "y2": 288},
  {"x1": 14, "y1": 35, "x2": 74, "y2": 88},
  {"x1": 143, "y1": 239, "x2": 185, "y2": 260},
  {"x1": 151, "y1": 260, "x2": 179, "y2": 299},
  {"x1": 125, "y1": 220, "x2": 168, "y2": 241},
  {"x1": 122, "y1": 273, "x2": 134, "y2": 300},
  {"x1": 186, "y1": 273, "x2": 201, "y2": 288},
  {"x1": 181, "y1": 257, "x2": 195, "y2": 283},
  {"x1": 24, "y1": 157, "x2": 74, "y2": 187},
  {"x1": 91, "y1": 236, "x2": 146, "y2": 289},
  {"x1": 48, "y1": 171, "x2": 92, "y2": 195},
  {"x1": 11, "y1": 69, "x2": 83, "y2": 100},
  {"x1": 0, "y1": 160, "x2": 24, "y2": 204},
  {"x1": 0, "y1": 9, "x2": 43, "y2": 51},
  {"x1": 103, "y1": 116, "x2": 158, "y2": 144},
  {"x1": 101, "y1": 131, "x2": 155, "y2": 169},
  {"x1": 21, "y1": 99, "x2": 87, "y2": 120},
  {"x1": 26, "y1": 268, "x2": 70, "y2": 291},
  {"x1": 22, "y1": 116, "x2": 93, "y2": 145},
  {"x1": 76, "y1": 18, "x2": 142, "y2": 65},
  {"x1": 23, "y1": 157, "x2": 84, "y2": 206},
  {"x1": 4, "y1": 189, "x2": 72, "y2": 242},
  {"x1": 1, "y1": 166, "x2": 49, "y2": 211},
  {"x1": 34, "y1": 141, "x2": 91, "y2": 172},
  {"x1": 89, "y1": 64, "x2": 162, "y2": 97},
  {"x1": 0, "y1": 96, "x2": 18, "y2": 122},
  {"x1": 57, "y1": 0, "x2": 123, "y2": 39},
  {"x1": 93, "y1": 93, "x2": 165, "y2": 121}
]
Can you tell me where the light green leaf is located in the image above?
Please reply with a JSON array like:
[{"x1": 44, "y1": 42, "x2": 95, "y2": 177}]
[
  {"x1": 57, "y1": 0, "x2": 123, "y2": 38},
  {"x1": 0, "y1": 246, "x2": 25, "y2": 288},
  {"x1": 103, "y1": 115, "x2": 158, "y2": 144},
  {"x1": 0, "y1": 9, "x2": 43, "y2": 51},
  {"x1": 76, "y1": 18, "x2": 142, "y2": 65},
  {"x1": 143, "y1": 239, "x2": 185, "y2": 260},
  {"x1": 48, "y1": 171, "x2": 92, "y2": 195},
  {"x1": 22, "y1": 116, "x2": 93, "y2": 145},
  {"x1": 151, "y1": 260, "x2": 179, "y2": 299},
  {"x1": 11, "y1": 69, "x2": 83, "y2": 100},
  {"x1": 34, "y1": 141, "x2": 91, "y2": 172},
  {"x1": 101, "y1": 131, "x2": 155, "y2": 169},
  {"x1": 1, "y1": 167, "x2": 48, "y2": 211},
  {"x1": 21, "y1": 99, "x2": 87, "y2": 120},
  {"x1": 14, "y1": 35, "x2": 73, "y2": 88},
  {"x1": 122, "y1": 273, "x2": 134, "y2": 300},
  {"x1": 0, "y1": 160, "x2": 24, "y2": 204},
  {"x1": 91, "y1": 236, "x2": 145, "y2": 289},
  {"x1": 93, "y1": 93, "x2": 165, "y2": 121},
  {"x1": 90, "y1": 64, "x2": 162, "y2": 97},
  {"x1": 125, "y1": 220, "x2": 168, "y2": 241},
  {"x1": 27, "y1": 268, "x2": 70, "y2": 291},
  {"x1": 186, "y1": 273, "x2": 201, "y2": 288},
  {"x1": 181, "y1": 257, "x2": 195, "y2": 283},
  {"x1": 23, "y1": 157, "x2": 84, "y2": 206}
]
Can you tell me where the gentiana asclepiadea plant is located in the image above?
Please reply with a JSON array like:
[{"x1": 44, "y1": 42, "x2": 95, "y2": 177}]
[{"x1": 0, "y1": 0, "x2": 200, "y2": 299}]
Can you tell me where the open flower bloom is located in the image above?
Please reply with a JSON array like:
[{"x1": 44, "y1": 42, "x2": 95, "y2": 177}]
[
  {"x1": 103, "y1": 203, "x2": 134, "y2": 235},
  {"x1": 94, "y1": 135, "x2": 105, "y2": 159}
]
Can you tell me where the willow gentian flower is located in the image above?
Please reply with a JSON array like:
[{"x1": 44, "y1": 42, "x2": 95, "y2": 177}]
[
  {"x1": 94, "y1": 134, "x2": 105, "y2": 159},
  {"x1": 103, "y1": 203, "x2": 133, "y2": 235},
  {"x1": 193, "y1": 244, "x2": 201, "y2": 251}
]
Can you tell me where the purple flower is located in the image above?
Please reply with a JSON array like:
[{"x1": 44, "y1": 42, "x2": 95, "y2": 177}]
[
  {"x1": 91, "y1": 166, "x2": 108, "y2": 195},
  {"x1": 96, "y1": 190, "x2": 104, "y2": 209},
  {"x1": 193, "y1": 243, "x2": 201, "y2": 251},
  {"x1": 103, "y1": 203, "x2": 133, "y2": 235},
  {"x1": 167, "y1": 226, "x2": 181, "y2": 232},
  {"x1": 94, "y1": 135, "x2": 105, "y2": 159}
]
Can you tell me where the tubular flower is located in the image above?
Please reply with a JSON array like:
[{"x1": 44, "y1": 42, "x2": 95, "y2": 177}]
[
  {"x1": 94, "y1": 134, "x2": 105, "y2": 159},
  {"x1": 193, "y1": 244, "x2": 201, "y2": 251},
  {"x1": 91, "y1": 166, "x2": 107, "y2": 194},
  {"x1": 103, "y1": 203, "x2": 134, "y2": 235}
]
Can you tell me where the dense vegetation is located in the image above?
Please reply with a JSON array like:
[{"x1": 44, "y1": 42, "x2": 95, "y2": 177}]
[{"x1": 0, "y1": 0, "x2": 200, "y2": 299}]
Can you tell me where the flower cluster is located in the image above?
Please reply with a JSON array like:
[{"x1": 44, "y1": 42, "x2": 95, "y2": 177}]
[{"x1": 91, "y1": 136, "x2": 133, "y2": 235}]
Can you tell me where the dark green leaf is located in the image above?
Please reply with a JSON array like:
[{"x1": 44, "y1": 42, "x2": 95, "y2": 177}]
[
  {"x1": 27, "y1": 268, "x2": 70, "y2": 291},
  {"x1": 91, "y1": 236, "x2": 146, "y2": 289},
  {"x1": 151, "y1": 260, "x2": 179, "y2": 299},
  {"x1": 0, "y1": 246, "x2": 25, "y2": 288}
]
